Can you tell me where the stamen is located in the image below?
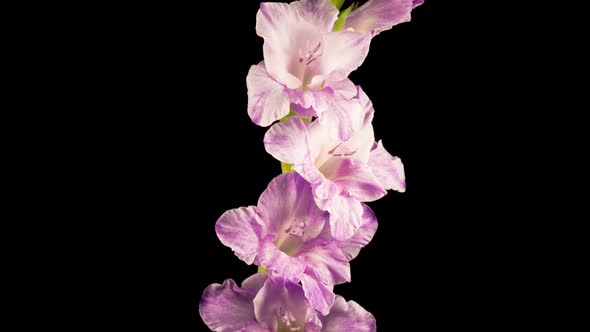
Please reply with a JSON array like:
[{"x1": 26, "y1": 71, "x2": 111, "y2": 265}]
[
  {"x1": 278, "y1": 307, "x2": 301, "y2": 331},
  {"x1": 285, "y1": 218, "x2": 306, "y2": 238}
]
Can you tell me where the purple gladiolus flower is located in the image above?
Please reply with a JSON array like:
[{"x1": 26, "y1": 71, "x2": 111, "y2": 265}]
[
  {"x1": 199, "y1": 273, "x2": 376, "y2": 332},
  {"x1": 344, "y1": 0, "x2": 422, "y2": 35},
  {"x1": 264, "y1": 87, "x2": 405, "y2": 241},
  {"x1": 215, "y1": 172, "x2": 377, "y2": 314},
  {"x1": 247, "y1": 0, "x2": 372, "y2": 127}
]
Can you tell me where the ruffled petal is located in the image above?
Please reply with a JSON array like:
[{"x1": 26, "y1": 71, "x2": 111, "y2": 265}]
[
  {"x1": 199, "y1": 279, "x2": 256, "y2": 332},
  {"x1": 215, "y1": 206, "x2": 261, "y2": 265},
  {"x1": 327, "y1": 193, "x2": 365, "y2": 241},
  {"x1": 369, "y1": 140, "x2": 406, "y2": 192},
  {"x1": 328, "y1": 158, "x2": 387, "y2": 202},
  {"x1": 344, "y1": 0, "x2": 414, "y2": 34},
  {"x1": 253, "y1": 276, "x2": 318, "y2": 332},
  {"x1": 357, "y1": 86, "x2": 375, "y2": 129},
  {"x1": 287, "y1": 87, "x2": 335, "y2": 115},
  {"x1": 300, "y1": 239, "x2": 351, "y2": 285},
  {"x1": 337, "y1": 204, "x2": 378, "y2": 260},
  {"x1": 258, "y1": 236, "x2": 306, "y2": 282},
  {"x1": 311, "y1": 30, "x2": 372, "y2": 84},
  {"x1": 320, "y1": 295, "x2": 376, "y2": 332},
  {"x1": 257, "y1": 172, "x2": 326, "y2": 238},
  {"x1": 246, "y1": 62, "x2": 290, "y2": 127},
  {"x1": 301, "y1": 270, "x2": 336, "y2": 315},
  {"x1": 319, "y1": 96, "x2": 364, "y2": 142},
  {"x1": 256, "y1": 0, "x2": 339, "y2": 89},
  {"x1": 264, "y1": 117, "x2": 310, "y2": 164}
]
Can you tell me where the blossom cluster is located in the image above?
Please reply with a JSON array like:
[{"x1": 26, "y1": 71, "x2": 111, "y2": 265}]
[{"x1": 200, "y1": 1, "x2": 421, "y2": 330}]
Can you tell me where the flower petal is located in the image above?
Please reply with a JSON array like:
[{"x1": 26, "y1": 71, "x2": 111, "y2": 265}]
[
  {"x1": 311, "y1": 30, "x2": 372, "y2": 84},
  {"x1": 337, "y1": 204, "x2": 378, "y2": 260},
  {"x1": 256, "y1": 0, "x2": 339, "y2": 89},
  {"x1": 263, "y1": 117, "x2": 310, "y2": 164},
  {"x1": 301, "y1": 270, "x2": 336, "y2": 315},
  {"x1": 215, "y1": 206, "x2": 261, "y2": 265},
  {"x1": 319, "y1": 96, "x2": 364, "y2": 142},
  {"x1": 328, "y1": 158, "x2": 387, "y2": 202},
  {"x1": 320, "y1": 295, "x2": 376, "y2": 332},
  {"x1": 241, "y1": 272, "x2": 269, "y2": 294},
  {"x1": 327, "y1": 193, "x2": 365, "y2": 241},
  {"x1": 258, "y1": 236, "x2": 306, "y2": 282},
  {"x1": 330, "y1": 78, "x2": 358, "y2": 100},
  {"x1": 287, "y1": 87, "x2": 335, "y2": 115},
  {"x1": 199, "y1": 279, "x2": 256, "y2": 332},
  {"x1": 357, "y1": 86, "x2": 375, "y2": 129},
  {"x1": 247, "y1": 62, "x2": 290, "y2": 127},
  {"x1": 300, "y1": 239, "x2": 351, "y2": 285},
  {"x1": 344, "y1": 0, "x2": 415, "y2": 34},
  {"x1": 369, "y1": 140, "x2": 406, "y2": 192},
  {"x1": 254, "y1": 276, "x2": 319, "y2": 331},
  {"x1": 257, "y1": 172, "x2": 326, "y2": 239}
]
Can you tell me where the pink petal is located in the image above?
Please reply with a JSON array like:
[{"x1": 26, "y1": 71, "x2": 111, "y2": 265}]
[
  {"x1": 215, "y1": 206, "x2": 261, "y2": 265},
  {"x1": 327, "y1": 193, "x2": 365, "y2": 241},
  {"x1": 301, "y1": 271, "x2": 336, "y2": 315},
  {"x1": 253, "y1": 276, "x2": 318, "y2": 331},
  {"x1": 357, "y1": 86, "x2": 375, "y2": 129},
  {"x1": 313, "y1": 30, "x2": 372, "y2": 84},
  {"x1": 345, "y1": 0, "x2": 415, "y2": 34},
  {"x1": 287, "y1": 87, "x2": 335, "y2": 115},
  {"x1": 256, "y1": 0, "x2": 339, "y2": 89},
  {"x1": 369, "y1": 140, "x2": 406, "y2": 192},
  {"x1": 319, "y1": 96, "x2": 364, "y2": 142},
  {"x1": 246, "y1": 62, "x2": 290, "y2": 127},
  {"x1": 320, "y1": 295, "x2": 376, "y2": 332},
  {"x1": 337, "y1": 204, "x2": 378, "y2": 261},
  {"x1": 329, "y1": 158, "x2": 387, "y2": 202},
  {"x1": 199, "y1": 279, "x2": 256, "y2": 332},
  {"x1": 257, "y1": 173, "x2": 327, "y2": 239},
  {"x1": 264, "y1": 117, "x2": 310, "y2": 164},
  {"x1": 300, "y1": 239, "x2": 351, "y2": 285},
  {"x1": 258, "y1": 236, "x2": 306, "y2": 282}
]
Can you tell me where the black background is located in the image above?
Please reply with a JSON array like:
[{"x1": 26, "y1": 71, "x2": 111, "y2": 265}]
[{"x1": 2, "y1": 0, "x2": 590, "y2": 331}]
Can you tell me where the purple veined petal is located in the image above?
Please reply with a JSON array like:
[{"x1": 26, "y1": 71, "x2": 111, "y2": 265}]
[
  {"x1": 199, "y1": 279, "x2": 257, "y2": 332},
  {"x1": 344, "y1": 0, "x2": 415, "y2": 34},
  {"x1": 300, "y1": 239, "x2": 351, "y2": 285},
  {"x1": 301, "y1": 270, "x2": 336, "y2": 315},
  {"x1": 369, "y1": 140, "x2": 406, "y2": 192},
  {"x1": 256, "y1": 0, "x2": 339, "y2": 90},
  {"x1": 320, "y1": 295, "x2": 376, "y2": 332},
  {"x1": 413, "y1": 0, "x2": 425, "y2": 8},
  {"x1": 291, "y1": 103, "x2": 317, "y2": 118},
  {"x1": 356, "y1": 86, "x2": 375, "y2": 129},
  {"x1": 318, "y1": 96, "x2": 365, "y2": 142},
  {"x1": 327, "y1": 193, "x2": 365, "y2": 241},
  {"x1": 247, "y1": 62, "x2": 290, "y2": 127},
  {"x1": 311, "y1": 30, "x2": 372, "y2": 84},
  {"x1": 287, "y1": 87, "x2": 335, "y2": 116},
  {"x1": 238, "y1": 320, "x2": 268, "y2": 332},
  {"x1": 257, "y1": 172, "x2": 327, "y2": 240},
  {"x1": 292, "y1": 153, "x2": 328, "y2": 189},
  {"x1": 328, "y1": 158, "x2": 387, "y2": 202},
  {"x1": 215, "y1": 206, "x2": 261, "y2": 265},
  {"x1": 339, "y1": 121, "x2": 376, "y2": 164},
  {"x1": 264, "y1": 117, "x2": 310, "y2": 164},
  {"x1": 254, "y1": 276, "x2": 322, "y2": 332},
  {"x1": 241, "y1": 272, "x2": 269, "y2": 295},
  {"x1": 258, "y1": 236, "x2": 307, "y2": 282},
  {"x1": 328, "y1": 78, "x2": 358, "y2": 100},
  {"x1": 337, "y1": 204, "x2": 378, "y2": 261}
]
